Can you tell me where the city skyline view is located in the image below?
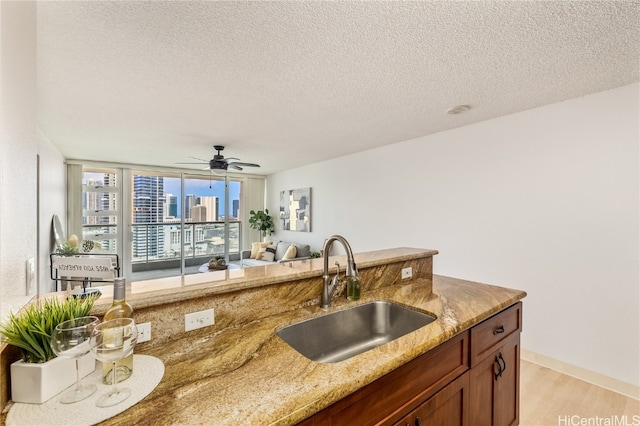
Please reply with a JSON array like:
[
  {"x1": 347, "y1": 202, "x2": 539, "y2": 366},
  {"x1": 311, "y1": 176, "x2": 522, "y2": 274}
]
[
  {"x1": 84, "y1": 172, "x2": 241, "y2": 219},
  {"x1": 162, "y1": 177, "x2": 240, "y2": 219},
  {"x1": 82, "y1": 171, "x2": 242, "y2": 261}
]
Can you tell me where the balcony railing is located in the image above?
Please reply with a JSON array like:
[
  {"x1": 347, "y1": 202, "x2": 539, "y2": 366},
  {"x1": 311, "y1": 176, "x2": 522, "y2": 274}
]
[
  {"x1": 132, "y1": 220, "x2": 241, "y2": 265},
  {"x1": 82, "y1": 221, "x2": 242, "y2": 275}
]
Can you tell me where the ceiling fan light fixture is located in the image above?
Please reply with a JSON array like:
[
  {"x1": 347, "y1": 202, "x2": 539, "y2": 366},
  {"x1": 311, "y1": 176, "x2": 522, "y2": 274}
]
[
  {"x1": 209, "y1": 159, "x2": 227, "y2": 170},
  {"x1": 177, "y1": 145, "x2": 260, "y2": 172}
]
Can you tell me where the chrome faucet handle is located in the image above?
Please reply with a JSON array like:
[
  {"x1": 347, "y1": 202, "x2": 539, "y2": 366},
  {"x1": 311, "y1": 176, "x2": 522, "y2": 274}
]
[{"x1": 330, "y1": 261, "x2": 341, "y2": 289}]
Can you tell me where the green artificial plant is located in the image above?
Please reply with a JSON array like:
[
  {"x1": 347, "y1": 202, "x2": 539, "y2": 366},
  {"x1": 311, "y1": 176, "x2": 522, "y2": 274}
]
[
  {"x1": 248, "y1": 209, "x2": 275, "y2": 239},
  {"x1": 56, "y1": 242, "x2": 79, "y2": 256},
  {"x1": 309, "y1": 251, "x2": 321, "y2": 259},
  {"x1": 0, "y1": 295, "x2": 98, "y2": 363}
]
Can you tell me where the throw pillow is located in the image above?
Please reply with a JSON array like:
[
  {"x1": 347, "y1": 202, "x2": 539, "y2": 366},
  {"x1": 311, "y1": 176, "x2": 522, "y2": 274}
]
[
  {"x1": 281, "y1": 244, "x2": 297, "y2": 260},
  {"x1": 257, "y1": 244, "x2": 277, "y2": 262},
  {"x1": 250, "y1": 241, "x2": 271, "y2": 259}
]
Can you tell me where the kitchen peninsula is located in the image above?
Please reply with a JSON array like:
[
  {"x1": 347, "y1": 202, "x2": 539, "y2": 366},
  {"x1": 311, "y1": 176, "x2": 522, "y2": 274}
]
[{"x1": 2, "y1": 248, "x2": 526, "y2": 425}]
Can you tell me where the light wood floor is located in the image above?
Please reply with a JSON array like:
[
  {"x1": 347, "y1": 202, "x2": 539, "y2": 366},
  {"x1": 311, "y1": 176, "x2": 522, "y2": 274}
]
[{"x1": 520, "y1": 360, "x2": 640, "y2": 426}]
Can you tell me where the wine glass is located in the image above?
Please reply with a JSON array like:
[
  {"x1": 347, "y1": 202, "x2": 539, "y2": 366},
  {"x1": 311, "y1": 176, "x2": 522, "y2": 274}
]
[
  {"x1": 89, "y1": 318, "x2": 137, "y2": 407},
  {"x1": 50, "y1": 316, "x2": 100, "y2": 403}
]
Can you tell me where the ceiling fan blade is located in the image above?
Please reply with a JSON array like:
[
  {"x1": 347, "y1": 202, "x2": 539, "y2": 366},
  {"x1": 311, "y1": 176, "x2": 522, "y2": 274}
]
[
  {"x1": 189, "y1": 156, "x2": 209, "y2": 162},
  {"x1": 228, "y1": 164, "x2": 243, "y2": 171},
  {"x1": 229, "y1": 162, "x2": 260, "y2": 168},
  {"x1": 224, "y1": 157, "x2": 240, "y2": 162},
  {"x1": 175, "y1": 162, "x2": 208, "y2": 165}
]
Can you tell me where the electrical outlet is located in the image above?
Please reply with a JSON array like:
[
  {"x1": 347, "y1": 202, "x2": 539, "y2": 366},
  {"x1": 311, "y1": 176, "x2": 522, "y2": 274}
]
[
  {"x1": 26, "y1": 258, "x2": 35, "y2": 294},
  {"x1": 137, "y1": 322, "x2": 151, "y2": 343},
  {"x1": 401, "y1": 267, "x2": 413, "y2": 280},
  {"x1": 185, "y1": 309, "x2": 215, "y2": 332}
]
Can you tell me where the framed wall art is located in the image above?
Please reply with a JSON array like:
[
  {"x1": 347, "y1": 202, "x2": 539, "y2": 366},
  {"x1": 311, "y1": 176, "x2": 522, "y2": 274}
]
[{"x1": 280, "y1": 187, "x2": 311, "y2": 232}]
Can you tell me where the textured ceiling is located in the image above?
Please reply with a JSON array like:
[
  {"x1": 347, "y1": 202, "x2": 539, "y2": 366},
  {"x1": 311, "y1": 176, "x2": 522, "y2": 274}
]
[{"x1": 36, "y1": 1, "x2": 639, "y2": 175}]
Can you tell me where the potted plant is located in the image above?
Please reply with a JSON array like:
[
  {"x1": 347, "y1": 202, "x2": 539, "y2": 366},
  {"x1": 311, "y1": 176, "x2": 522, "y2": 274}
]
[
  {"x1": 248, "y1": 209, "x2": 275, "y2": 240},
  {"x1": 309, "y1": 251, "x2": 321, "y2": 259},
  {"x1": 56, "y1": 242, "x2": 79, "y2": 256},
  {"x1": 0, "y1": 295, "x2": 98, "y2": 403}
]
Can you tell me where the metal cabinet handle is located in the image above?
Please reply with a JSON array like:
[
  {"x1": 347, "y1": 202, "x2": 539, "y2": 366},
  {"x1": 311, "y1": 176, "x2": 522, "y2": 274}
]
[
  {"x1": 498, "y1": 352, "x2": 506, "y2": 375},
  {"x1": 415, "y1": 416, "x2": 420, "y2": 426},
  {"x1": 493, "y1": 325, "x2": 505, "y2": 335},
  {"x1": 494, "y1": 355, "x2": 502, "y2": 380},
  {"x1": 494, "y1": 352, "x2": 507, "y2": 380}
]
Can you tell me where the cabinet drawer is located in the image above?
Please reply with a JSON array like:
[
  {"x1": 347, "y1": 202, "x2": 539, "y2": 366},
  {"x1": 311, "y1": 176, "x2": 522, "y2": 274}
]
[{"x1": 470, "y1": 302, "x2": 522, "y2": 366}]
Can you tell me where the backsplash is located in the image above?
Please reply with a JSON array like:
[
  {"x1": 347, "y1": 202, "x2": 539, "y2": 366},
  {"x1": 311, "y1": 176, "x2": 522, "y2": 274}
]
[{"x1": 133, "y1": 255, "x2": 433, "y2": 352}]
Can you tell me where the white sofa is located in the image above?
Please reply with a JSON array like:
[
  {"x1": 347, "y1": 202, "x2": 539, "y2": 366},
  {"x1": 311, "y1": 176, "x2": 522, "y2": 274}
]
[{"x1": 241, "y1": 241, "x2": 311, "y2": 267}]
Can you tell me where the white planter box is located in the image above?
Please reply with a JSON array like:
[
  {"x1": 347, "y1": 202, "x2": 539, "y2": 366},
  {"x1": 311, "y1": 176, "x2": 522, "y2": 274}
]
[{"x1": 10, "y1": 353, "x2": 96, "y2": 404}]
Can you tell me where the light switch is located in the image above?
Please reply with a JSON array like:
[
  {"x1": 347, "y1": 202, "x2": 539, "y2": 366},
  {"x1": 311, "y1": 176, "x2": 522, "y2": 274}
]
[{"x1": 26, "y1": 258, "x2": 35, "y2": 294}]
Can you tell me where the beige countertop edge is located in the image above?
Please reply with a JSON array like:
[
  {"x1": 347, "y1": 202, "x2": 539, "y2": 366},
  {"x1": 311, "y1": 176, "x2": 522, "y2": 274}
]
[{"x1": 100, "y1": 274, "x2": 526, "y2": 426}]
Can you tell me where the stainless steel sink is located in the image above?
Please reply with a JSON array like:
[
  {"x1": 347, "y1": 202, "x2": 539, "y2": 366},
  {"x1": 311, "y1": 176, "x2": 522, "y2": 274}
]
[{"x1": 276, "y1": 300, "x2": 436, "y2": 363}]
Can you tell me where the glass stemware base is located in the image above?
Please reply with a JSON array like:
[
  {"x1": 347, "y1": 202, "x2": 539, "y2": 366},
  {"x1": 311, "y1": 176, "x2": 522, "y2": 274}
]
[
  {"x1": 59, "y1": 381, "x2": 97, "y2": 404},
  {"x1": 95, "y1": 385, "x2": 131, "y2": 407}
]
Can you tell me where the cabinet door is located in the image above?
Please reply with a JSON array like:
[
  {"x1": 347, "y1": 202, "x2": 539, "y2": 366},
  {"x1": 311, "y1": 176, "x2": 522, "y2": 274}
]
[
  {"x1": 469, "y1": 333, "x2": 520, "y2": 426},
  {"x1": 395, "y1": 372, "x2": 469, "y2": 426}
]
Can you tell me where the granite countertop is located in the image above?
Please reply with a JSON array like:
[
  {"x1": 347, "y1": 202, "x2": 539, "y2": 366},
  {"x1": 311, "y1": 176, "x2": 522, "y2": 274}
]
[{"x1": 98, "y1": 274, "x2": 526, "y2": 425}]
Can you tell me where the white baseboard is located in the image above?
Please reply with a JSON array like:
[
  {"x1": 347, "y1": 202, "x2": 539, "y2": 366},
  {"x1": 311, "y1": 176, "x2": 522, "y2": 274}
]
[{"x1": 521, "y1": 349, "x2": 639, "y2": 400}]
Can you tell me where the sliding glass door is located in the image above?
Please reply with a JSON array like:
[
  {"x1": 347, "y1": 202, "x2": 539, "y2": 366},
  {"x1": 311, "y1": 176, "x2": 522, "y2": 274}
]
[
  {"x1": 75, "y1": 164, "x2": 261, "y2": 282},
  {"x1": 129, "y1": 171, "x2": 241, "y2": 279},
  {"x1": 181, "y1": 174, "x2": 241, "y2": 266}
]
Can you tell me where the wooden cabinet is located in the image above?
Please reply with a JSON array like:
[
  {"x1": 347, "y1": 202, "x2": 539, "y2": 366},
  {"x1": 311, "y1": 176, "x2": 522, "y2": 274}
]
[
  {"x1": 469, "y1": 333, "x2": 520, "y2": 426},
  {"x1": 395, "y1": 372, "x2": 469, "y2": 426},
  {"x1": 469, "y1": 302, "x2": 522, "y2": 367},
  {"x1": 298, "y1": 302, "x2": 522, "y2": 426},
  {"x1": 469, "y1": 302, "x2": 522, "y2": 426},
  {"x1": 298, "y1": 332, "x2": 469, "y2": 426}
]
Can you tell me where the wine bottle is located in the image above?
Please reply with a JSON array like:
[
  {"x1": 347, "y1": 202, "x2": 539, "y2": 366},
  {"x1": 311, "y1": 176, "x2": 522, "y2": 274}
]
[{"x1": 102, "y1": 277, "x2": 134, "y2": 384}]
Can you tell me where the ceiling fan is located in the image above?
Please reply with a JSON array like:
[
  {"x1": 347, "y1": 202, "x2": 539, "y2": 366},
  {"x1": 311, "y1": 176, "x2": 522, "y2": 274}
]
[{"x1": 177, "y1": 145, "x2": 260, "y2": 171}]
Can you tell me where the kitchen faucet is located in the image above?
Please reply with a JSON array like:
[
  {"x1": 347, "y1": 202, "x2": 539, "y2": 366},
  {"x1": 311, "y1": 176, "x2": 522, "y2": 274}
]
[{"x1": 321, "y1": 235, "x2": 359, "y2": 308}]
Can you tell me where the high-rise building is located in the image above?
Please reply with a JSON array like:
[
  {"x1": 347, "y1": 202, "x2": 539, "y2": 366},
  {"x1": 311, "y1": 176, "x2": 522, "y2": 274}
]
[
  {"x1": 191, "y1": 205, "x2": 207, "y2": 222},
  {"x1": 83, "y1": 174, "x2": 117, "y2": 252},
  {"x1": 84, "y1": 178, "x2": 103, "y2": 226},
  {"x1": 198, "y1": 196, "x2": 218, "y2": 221},
  {"x1": 184, "y1": 194, "x2": 196, "y2": 221},
  {"x1": 132, "y1": 175, "x2": 164, "y2": 259},
  {"x1": 165, "y1": 194, "x2": 177, "y2": 218},
  {"x1": 232, "y1": 199, "x2": 239, "y2": 219}
]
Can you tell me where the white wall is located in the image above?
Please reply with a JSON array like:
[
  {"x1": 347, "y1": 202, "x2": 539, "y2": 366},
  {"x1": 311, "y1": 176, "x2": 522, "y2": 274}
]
[
  {"x1": 267, "y1": 84, "x2": 640, "y2": 387},
  {"x1": 0, "y1": 1, "x2": 38, "y2": 317},
  {"x1": 37, "y1": 130, "x2": 67, "y2": 294}
]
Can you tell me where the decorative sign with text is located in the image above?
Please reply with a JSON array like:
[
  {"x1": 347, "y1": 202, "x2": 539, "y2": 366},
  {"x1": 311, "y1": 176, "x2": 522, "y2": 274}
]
[{"x1": 52, "y1": 256, "x2": 115, "y2": 279}]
